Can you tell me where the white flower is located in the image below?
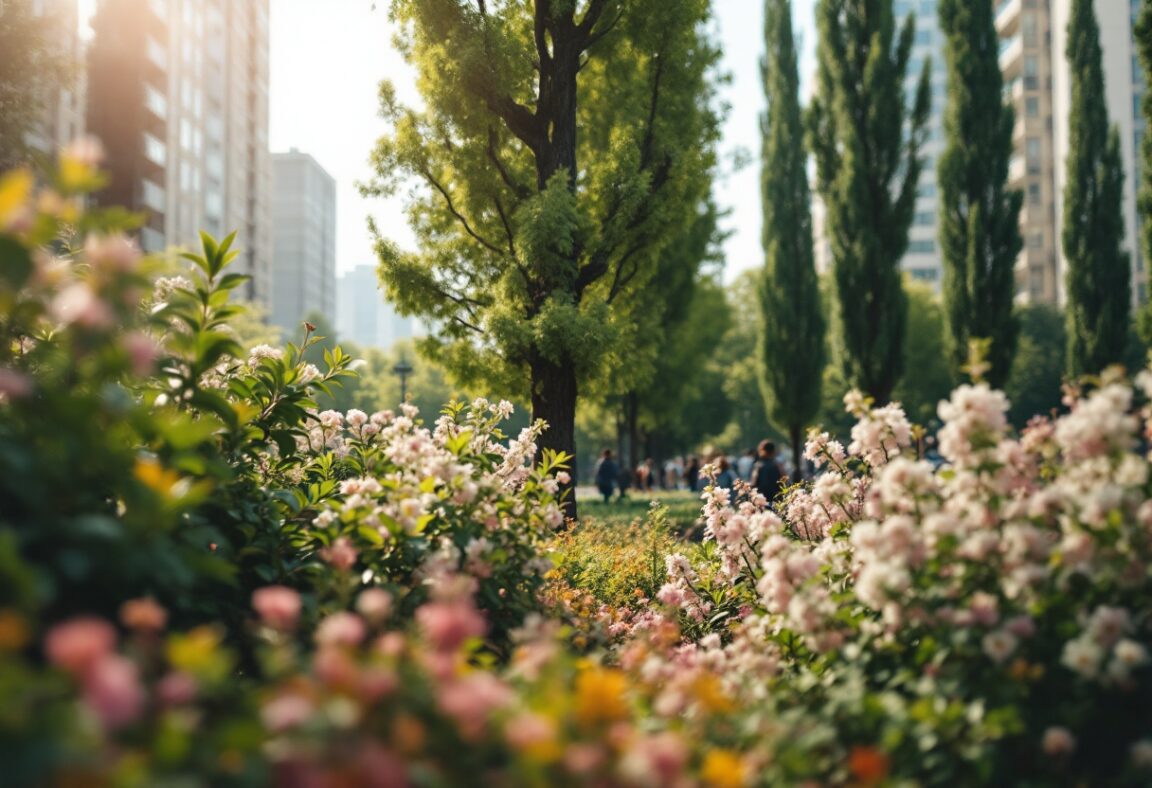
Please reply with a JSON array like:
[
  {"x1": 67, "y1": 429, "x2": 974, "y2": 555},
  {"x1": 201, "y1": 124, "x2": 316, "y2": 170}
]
[
  {"x1": 1131, "y1": 740, "x2": 1152, "y2": 770},
  {"x1": 247, "y1": 344, "x2": 283, "y2": 366},
  {"x1": 982, "y1": 630, "x2": 1018, "y2": 664},
  {"x1": 1061, "y1": 637, "x2": 1104, "y2": 679}
]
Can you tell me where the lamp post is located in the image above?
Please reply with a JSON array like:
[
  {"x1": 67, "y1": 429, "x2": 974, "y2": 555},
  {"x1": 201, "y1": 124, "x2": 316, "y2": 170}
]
[{"x1": 392, "y1": 357, "x2": 413, "y2": 404}]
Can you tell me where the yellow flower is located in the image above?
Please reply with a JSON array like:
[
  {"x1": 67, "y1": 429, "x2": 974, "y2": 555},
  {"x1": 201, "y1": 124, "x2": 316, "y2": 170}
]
[
  {"x1": 167, "y1": 626, "x2": 229, "y2": 682},
  {"x1": 573, "y1": 666, "x2": 630, "y2": 728},
  {"x1": 692, "y1": 673, "x2": 735, "y2": 714},
  {"x1": 0, "y1": 610, "x2": 30, "y2": 651},
  {"x1": 701, "y1": 749, "x2": 748, "y2": 788},
  {"x1": 135, "y1": 457, "x2": 183, "y2": 498},
  {"x1": 0, "y1": 169, "x2": 33, "y2": 232}
]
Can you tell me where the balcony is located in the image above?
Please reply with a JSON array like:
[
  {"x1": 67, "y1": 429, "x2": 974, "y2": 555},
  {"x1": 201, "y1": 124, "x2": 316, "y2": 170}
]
[
  {"x1": 995, "y1": 0, "x2": 1021, "y2": 36},
  {"x1": 1000, "y1": 35, "x2": 1023, "y2": 78}
]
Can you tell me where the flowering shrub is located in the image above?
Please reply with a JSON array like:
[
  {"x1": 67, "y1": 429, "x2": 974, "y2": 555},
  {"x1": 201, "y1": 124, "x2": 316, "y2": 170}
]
[{"x1": 649, "y1": 376, "x2": 1152, "y2": 784}]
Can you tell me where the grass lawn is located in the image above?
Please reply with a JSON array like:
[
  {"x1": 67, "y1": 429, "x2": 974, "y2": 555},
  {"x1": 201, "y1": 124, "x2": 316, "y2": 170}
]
[{"x1": 574, "y1": 486, "x2": 703, "y2": 536}]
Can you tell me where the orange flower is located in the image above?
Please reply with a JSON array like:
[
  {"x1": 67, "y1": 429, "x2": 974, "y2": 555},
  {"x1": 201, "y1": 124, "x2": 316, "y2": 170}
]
[
  {"x1": 848, "y1": 746, "x2": 890, "y2": 785},
  {"x1": 700, "y1": 749, "x2": 748, "y2": 788}
]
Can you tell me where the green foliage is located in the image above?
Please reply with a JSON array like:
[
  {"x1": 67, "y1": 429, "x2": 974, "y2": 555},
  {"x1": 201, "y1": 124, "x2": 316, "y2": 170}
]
[
  {"x1": 1137, "y1": 0, "x2": 1152, "y2": 329},
  {"x1": 891, "y1": 281, "x2": 953, "y2": 426},
  {"x1": 807, "y1": 0, "x2": 931, "y2": 403},
  {"x1": 1062, "y1": 0, "x2": 1131, "y2": 376},
  {"x1": 758, "y1": 0, "x2": 826, "y2": 471},
  {"x1": 364, "y1": 0, "x2": 723, "y2": 492},
  {"x1": 1005, "y1": 303, "x2": 1066, "y2": 427},
  {"x1": 937, "y1": 0, "x2": 1023, "y2": 387}
]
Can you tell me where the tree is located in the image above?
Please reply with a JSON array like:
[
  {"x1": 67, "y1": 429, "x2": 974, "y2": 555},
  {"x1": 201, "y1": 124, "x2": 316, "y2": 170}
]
[
  {"x1": 937, "y1": 0, "x2": 1023, "y2": 387},
  {"x1": 807, "y1": 0, "x2": 931, "y2": 404},
  {"x1": 1005, "y1": 304, "x2": 1066, "y2": 428},
  {"x1": 1062, "y1": 0, "x2": 1130, "y2": 376},
  {"x1": 364, "y1": 0, "x2": 722, "y2": 517},
  {"x1": 0, "y1": 1, "x2": 73, "y2": 170},
  {"x1": 1135, "y1": 0, "x2": 1152, "y2": 344},
  {"x1": 891, "y1": 281, "x2": 953, "y2": 426},
  {"x1": 758, "y1": 0, "x2": 826, "y2": 474}
]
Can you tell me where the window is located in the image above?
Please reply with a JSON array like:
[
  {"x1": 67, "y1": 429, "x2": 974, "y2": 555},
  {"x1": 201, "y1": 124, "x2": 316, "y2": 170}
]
[
  {"x1": 1026, "y1": 97, "x2": 1040, "y2": 117},
  {"x1": 909, "y1": 267, "x2": 939, "y2": 282},
  {"x1": 144, "y1": 85, "x2": 167, "y2": 119},
  {"x1": 914, "y1": 212, "x2": 935, "y2": 226},
  {"x1": 909, "y1": 239, "x2": 936, "y2": 254},
  {"x1": 1028, "y1": 232, "x2": 1043, "y2": 249},
  {"x1": 1022, "y1": 12, "x2": 1038, "y2": 46},
  {"x1": 1026, "y1": 137, "x2": 1041, "y2": 174},
  {"x1": 1028, "y1": 183, "x2": 1041, "y2": 204},
  {"x1": 1024, "y1": 56, "x2": 1039, "y2": 90},
  {"x1": 143, "y1": 133, "x2": 166, "y2": 166}
]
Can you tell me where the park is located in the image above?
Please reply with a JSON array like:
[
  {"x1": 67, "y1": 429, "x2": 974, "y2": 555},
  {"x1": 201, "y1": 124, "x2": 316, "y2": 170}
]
[{"x1": 3, "y1": 0, "x2": 1152, "y2": 784}]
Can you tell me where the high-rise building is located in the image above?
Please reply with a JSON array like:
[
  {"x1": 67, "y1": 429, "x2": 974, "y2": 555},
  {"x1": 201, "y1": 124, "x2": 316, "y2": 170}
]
[
  {"x1": 997, "y1": 0, "x2": 1062, "y2": 304},
  {"x1": 270, "y1": 150, "x2": 336, "y2": 332},
  {"x1": 86, "y1": 0, "x2": 271, "y2": 303},
  {"x1": 336, "y1": 264, "x2": 420, "y2": 351},
  {"x1": 998, "y1": 0, "x2": 1147, "y2": 305},
  {"x1": 895, "y1": 0, "x2": 947, "y2": 288},
  {"x1": 26, "y1": 0, "x2": 87, "y2": 159}
]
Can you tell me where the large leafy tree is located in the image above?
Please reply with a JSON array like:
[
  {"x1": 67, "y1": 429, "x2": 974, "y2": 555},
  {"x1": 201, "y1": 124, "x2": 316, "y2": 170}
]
[
  {"x1": 365, "y1": 1, "x2": 721, "y2": 516},
  {"x1": 758, "y1": 0, "x2": 825, "y2": 474},
  {"x1": 1062, "y1": 0, "x2": 1129, "y2": 375},
  {"x1": 0, "y1": 0, "x2": 73, "y2": 170},
  {"x1": 807, "y1": 0, "x2": 931, "y2": 403},
  {"x1": 937, "y1": 0, "x2": 1022, "y2": 387}
]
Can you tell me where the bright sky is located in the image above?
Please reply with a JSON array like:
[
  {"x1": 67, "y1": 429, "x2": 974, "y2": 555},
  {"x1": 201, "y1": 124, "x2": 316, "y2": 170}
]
[{"x1": 84, "y1": 0, "x2": 819, "y2": 284}]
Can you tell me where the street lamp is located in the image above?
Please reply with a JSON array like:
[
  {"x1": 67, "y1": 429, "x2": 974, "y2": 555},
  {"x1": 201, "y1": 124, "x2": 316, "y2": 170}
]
[{"x1": 392, "y1": 357, "x2": 413, "y2": 404}]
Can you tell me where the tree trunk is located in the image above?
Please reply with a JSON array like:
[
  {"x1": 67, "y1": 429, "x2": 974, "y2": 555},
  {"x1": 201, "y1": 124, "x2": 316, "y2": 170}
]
[
  {"x1": 530, "y1": 355, "x2": 579, "y2": 522},
  {"x1": 625, "y1": 390, "x2": 640, "y2": 486},
  {"x1": 790, "y1": 423, "x2": 804, "y2": 485}
]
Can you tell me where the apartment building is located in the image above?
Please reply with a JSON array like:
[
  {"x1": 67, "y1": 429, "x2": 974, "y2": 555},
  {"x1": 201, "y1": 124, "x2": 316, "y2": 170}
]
[
  {"x1": 998, "y1": 0, "x2": 1147, "y2": 305},
  {"x1": 86, "y1": 0, "x2": 271, "y2": 303},
  {"x1": 270, "y1": 150, "x2": 336, "y2": 333},
  {"x1": 336, "y1": 264, "x2": 420, "y2": 351}
]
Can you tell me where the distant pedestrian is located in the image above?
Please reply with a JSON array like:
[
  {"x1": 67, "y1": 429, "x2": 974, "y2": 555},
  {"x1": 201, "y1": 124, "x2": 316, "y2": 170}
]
[
  {"x1": 751, "y1": 440, "x2": 785, "y2": 503},
  {"x1": 685, "y1": 456, "x2": 701, "y2": 492},
  {"x1": 715, "y1": 456, "x2": 738, "y2": 489},
  {"x1": 594, "y1": 449, "x2": 618, "y2": 504},
  {"x1": 736, "y1": 448, "x2": 756, "y2": 480}
]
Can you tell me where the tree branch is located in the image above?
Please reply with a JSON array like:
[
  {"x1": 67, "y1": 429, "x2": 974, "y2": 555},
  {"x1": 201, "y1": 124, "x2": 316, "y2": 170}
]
[
  {"x1": 417, "y1": 166, "x2": 507, "y2": 256},
  {"x1": 487, "y1": 127, "x2": 532, "y2": 199}
]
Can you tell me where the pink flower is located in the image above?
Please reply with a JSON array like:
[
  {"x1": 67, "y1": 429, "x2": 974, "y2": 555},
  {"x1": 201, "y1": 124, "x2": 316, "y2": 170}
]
[
  {"x1": 315, "y1": 612, "x2": 366, "y2": 647},
  {"x1": 357, "y1": 588, "x2": 393, "y2": 623},
  {"x1": 252, "y1": 586, "x2": 302, "y2": 630},
  {"x1": 313, "y1": 645, "x2": 360, "y2": 688},
  {"x1": 123, "y1": 332, "x2": 159, "y2": 376},
  {"x1": 416, "y1": 601, "x2": 486, "y2": 652},
  {"x1": 83, "y1": 654, "x2": 145, "y2": 729},
  {"x1": 437, "y1": 673, "x2": 512, "y2": 739},
  {"x1": 62, "y1": 135, "x2": 105, "y2": 168},
  {"x1": 119, "y1": 597, "x2": 167, "y2": 632},
  {"x1": 0, "y1": 368, "x2": 32, "y2": 399},
  {"x1": 85, "y1": 233, "x2": 141, "y2": 273},
  {"x1": 1042, "y1": 726, "x2": 1076, "y2": 757},
  {"x1": 320, "y1": 537, "x2": 358, "y2": 571},
  {"x1": 50, "y1": 283, "x2": 114, "y2": 329},
  {"x1": 355, "y1": 744, "x2": 410, "y2": 788},
  {"x1": 156, "y1": 671, "x2": 198, "y2": 705},
  {"x1": 44, "y1": 617, "x2": 117, "y2": 676},
  {"x1": 261, "y1": 693, "x2": 314, "y2": 733},
  {"x1": 555, "y1": 471, "x2": 571, "y2": 485}
]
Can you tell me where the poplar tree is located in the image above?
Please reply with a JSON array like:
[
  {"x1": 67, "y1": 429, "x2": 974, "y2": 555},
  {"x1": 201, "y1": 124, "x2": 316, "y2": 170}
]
[
  {"x1": 1063, "y1": 0, "x2": 1129, "y2": 375},
  {"x1": 807, "y1": 0, "x2": 931, "y2": 403},
  {"x1": 758, "y1": 0, "x2": 825, "y2": 473},
  {"x1": 937, "y1": 0, "x2": 1022, "y2": 387},
  {"x1": 1135, "y1": 0, "x2": 1152, "y2": 347},
  {"x1": 364, "y1": 1, "x2": 721, "y2": 517}
]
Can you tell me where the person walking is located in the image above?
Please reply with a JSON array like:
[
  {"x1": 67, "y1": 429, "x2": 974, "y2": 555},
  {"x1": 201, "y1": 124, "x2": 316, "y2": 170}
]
[
  {"x1": 594, "y1": 449, "x2": 618, "y2": 504},
  {"x1": 751, "y1": 440, "x2": 785, "y2": 503},
  {"x1": 715, "y1": 456, "x2": 739, "y2": 489},
  {"x1": 685, "y1": 456, "x2": 701, "y2": 492}
]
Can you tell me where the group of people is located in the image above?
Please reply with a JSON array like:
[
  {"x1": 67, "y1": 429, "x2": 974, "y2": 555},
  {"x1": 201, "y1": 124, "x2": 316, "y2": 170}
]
[{"x1": 593, "y1": 440, "x2": 790, "y2": 504}]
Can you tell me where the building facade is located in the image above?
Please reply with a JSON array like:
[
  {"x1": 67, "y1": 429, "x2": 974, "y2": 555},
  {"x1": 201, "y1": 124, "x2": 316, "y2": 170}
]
[
  {"x1": 86, "y1": 0, "x2": 271, "y2": 303},
  {"x1": 997, "y1": 0, "x2": 1147, "y2": 305},
  {"x1": 270, "y1": 150, "x2": 336, "y2": 333},
  {"x1": 895, "y1": 0, "x2": 948, "y2": 288},
  {"x1": 336, "y1": 264, "x2": 419, "y2": 351}
]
